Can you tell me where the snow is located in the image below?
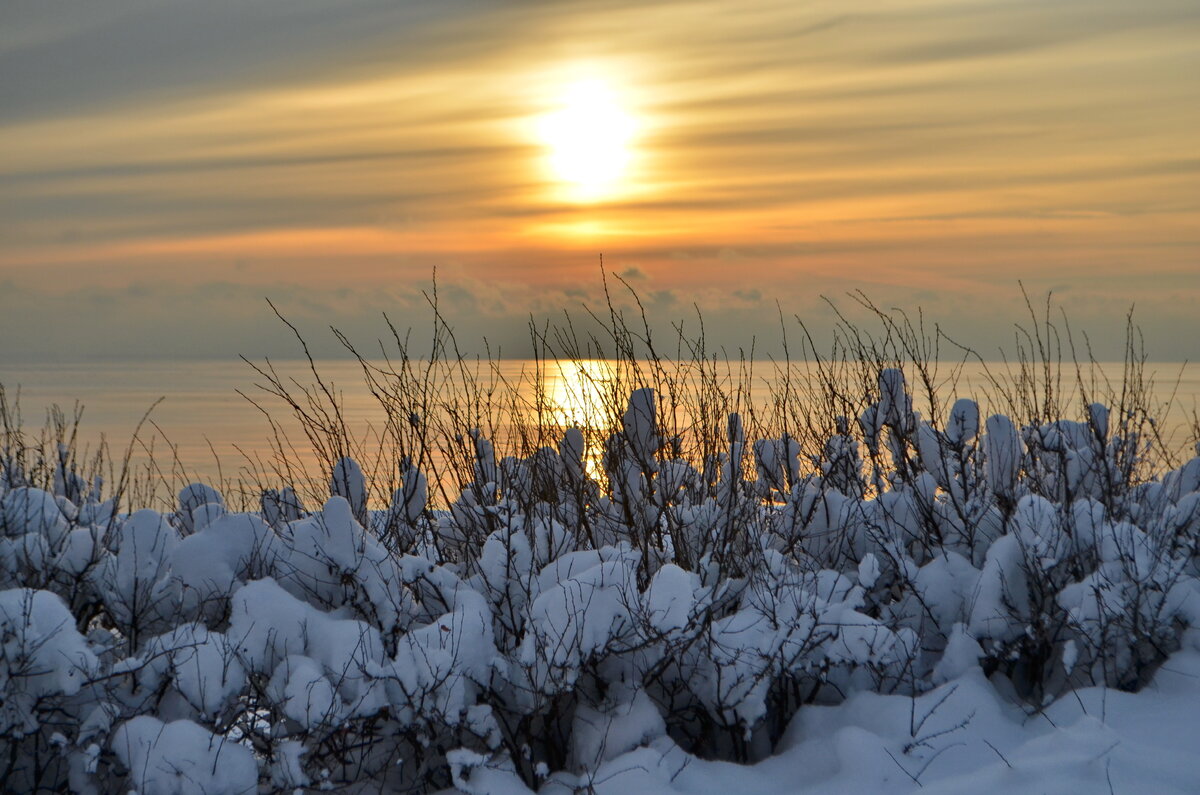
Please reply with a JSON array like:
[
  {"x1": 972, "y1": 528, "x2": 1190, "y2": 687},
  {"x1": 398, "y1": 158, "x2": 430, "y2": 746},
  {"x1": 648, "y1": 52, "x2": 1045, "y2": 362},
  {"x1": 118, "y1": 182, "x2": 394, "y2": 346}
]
[
  {"x1": 5, "y1": 375, "x2": 1200, "y2": 794},
  {"x1": 331, "y1": 456, "x2": 368, "y2": 525},
  {"x1": 983, "y1": 414, "x2": 1022, "y2": 501},
  {"x1": 280, "y1": 495, "x2": 413, "y2": 637},
  {"x1": 228, "y1": 576, "x2": 385, "y2": 700},
  {"x1": 170, "y1": 509, "x2": 282, "y2": 621},
  {"x1": 968, "y1": 533, "x2": 1029, "y2": 642},
  {"x1": 2, "y1": 487, "x2": 70, "y2": 547},
  {"x1": 111, "y1": 716, "x2": 257, "y2": 795},
  {"x1": 946, "y1": 398, "x2": 980, "y2": 445},
  {"x1": 525, "y1": 647, "x2": 1200, "y2": 795},
  {"x1": 526, "y1": 551, "x2": 638, "y2": 673},
  {"x1": 560, "y1": 426, "x2": 587, "y2": 482},
  {"x1": 570, "y1": 686, "x2": 666, "y2": 770},
  {"x1": 622, "y1": 387, "x2": 658, "y2": 466},
  {"x1": 138, "y1": 623, "x2": 245, "y2": 718},
  {"x1": 176, "y1": 482, "x2": 224, "y2": 534},
  {"x1": 100, "y1": 509, "x2": 179, "y2": 632},
  {"x1": 268, "y1": 654, "x2": 342, "y2": 728},
  {"x1": 643, "y1": 563, "x2": 695, "y2": 633},
  {"x1": 1, "y1": 588, "x2": 97, "y2": 735}
]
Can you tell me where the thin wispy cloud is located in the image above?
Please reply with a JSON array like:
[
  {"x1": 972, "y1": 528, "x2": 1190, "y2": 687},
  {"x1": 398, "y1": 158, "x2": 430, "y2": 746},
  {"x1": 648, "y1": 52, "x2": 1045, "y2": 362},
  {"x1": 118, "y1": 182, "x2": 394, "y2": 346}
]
[{"x1": 2, "y1": 0, "x2": 1197, "y2": 359}]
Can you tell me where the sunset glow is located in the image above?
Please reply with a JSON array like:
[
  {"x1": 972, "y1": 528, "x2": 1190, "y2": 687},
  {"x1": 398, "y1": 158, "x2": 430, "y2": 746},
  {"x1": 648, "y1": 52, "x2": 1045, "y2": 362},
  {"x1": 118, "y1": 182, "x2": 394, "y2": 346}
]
[
  {"x1": 3, "y1": 7, "x2": 1200, "y2": 790},
  {"x1": 538, "y1": 79, "x2": 637, "y2": 201},
  {"x1": 1, "y1": 2, "x2": 1198, "y2": 361},
  {"x1": 544, "y1": 359, "x2": 618, "y2": 430}
]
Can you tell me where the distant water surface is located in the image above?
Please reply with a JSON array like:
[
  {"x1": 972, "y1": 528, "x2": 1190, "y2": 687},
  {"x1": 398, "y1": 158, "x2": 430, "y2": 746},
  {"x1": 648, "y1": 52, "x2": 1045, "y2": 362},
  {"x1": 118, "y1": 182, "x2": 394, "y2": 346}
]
[{"x1": 2, "y1": 359, "x2": 1196, "y2": 506}]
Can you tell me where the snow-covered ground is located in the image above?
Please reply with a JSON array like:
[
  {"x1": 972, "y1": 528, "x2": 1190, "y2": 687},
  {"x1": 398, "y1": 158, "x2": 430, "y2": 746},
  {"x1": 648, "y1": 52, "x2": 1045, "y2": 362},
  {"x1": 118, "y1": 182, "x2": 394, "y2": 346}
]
[
  {"x1": 484, "y1": 644, "x2": 1200, "y2": 795},
  {"x1": 3, "y1": 369, "x2": 1200, "y2": 793}
]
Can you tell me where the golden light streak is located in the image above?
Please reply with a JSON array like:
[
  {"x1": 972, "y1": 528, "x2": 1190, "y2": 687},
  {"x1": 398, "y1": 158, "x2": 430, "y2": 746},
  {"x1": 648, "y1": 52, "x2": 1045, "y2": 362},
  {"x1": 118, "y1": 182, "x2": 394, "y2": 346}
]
[{"x1": 544, "y1": 359, "x2": 618, "y2": 430}]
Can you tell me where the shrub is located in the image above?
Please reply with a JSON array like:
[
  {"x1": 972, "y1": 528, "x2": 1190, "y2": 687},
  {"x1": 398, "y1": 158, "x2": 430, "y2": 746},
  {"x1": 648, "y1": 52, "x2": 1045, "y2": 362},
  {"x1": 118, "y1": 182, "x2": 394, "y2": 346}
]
[{"x1": 2, "y1": 290, "x2": 1198, "y2": 792}]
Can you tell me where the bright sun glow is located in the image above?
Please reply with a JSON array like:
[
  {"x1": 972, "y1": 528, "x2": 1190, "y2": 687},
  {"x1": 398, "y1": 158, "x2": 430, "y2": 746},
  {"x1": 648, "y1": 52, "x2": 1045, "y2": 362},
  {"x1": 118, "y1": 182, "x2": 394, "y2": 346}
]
[
  {"x1": 539, "y1": 80, "x2": 636, "y2": 201},
  {"x1": 544, "y1": 359, "x2": 617, "y2": 430},
  {"x1": 541, "y1": 359, "x2": 618, "y2": 478}
]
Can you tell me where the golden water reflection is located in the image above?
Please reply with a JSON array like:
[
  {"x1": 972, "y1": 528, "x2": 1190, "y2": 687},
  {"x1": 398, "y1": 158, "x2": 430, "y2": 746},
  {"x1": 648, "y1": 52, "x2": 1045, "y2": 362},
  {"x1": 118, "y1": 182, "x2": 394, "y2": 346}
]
[
  {"x1": 535, "y1": 359, "x2": 624, "y2": 481},
  {"x1": 541, "y1": 359, "x2": 620, "y2": 431},
  {"x1": 6, "y1": 359, "x2": 1198, "y2": 510}
]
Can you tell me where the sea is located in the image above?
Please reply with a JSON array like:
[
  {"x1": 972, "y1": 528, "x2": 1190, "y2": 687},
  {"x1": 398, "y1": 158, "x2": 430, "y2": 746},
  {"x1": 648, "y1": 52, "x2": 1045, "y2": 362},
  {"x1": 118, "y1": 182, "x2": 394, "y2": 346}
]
[{"x1": 2, "y1": 358, "x2": 1196, "y2": 508}]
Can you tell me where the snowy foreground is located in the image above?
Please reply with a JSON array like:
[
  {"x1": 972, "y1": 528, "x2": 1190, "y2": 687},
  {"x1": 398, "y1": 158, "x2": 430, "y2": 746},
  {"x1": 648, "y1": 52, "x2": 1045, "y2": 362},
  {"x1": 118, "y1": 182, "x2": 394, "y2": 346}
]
[
  {"x1": 466, "y1": 646, "x2": 1200, "y2": 794},
  {"x1": 4, "y1": 372, "x2": 1200, "y2": 793}
]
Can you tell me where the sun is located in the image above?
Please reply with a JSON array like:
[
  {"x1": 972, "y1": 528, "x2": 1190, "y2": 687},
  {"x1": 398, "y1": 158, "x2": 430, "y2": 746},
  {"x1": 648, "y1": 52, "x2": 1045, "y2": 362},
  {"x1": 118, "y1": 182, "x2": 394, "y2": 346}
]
[{"x1": 538, "y1": 80, "x2": 636, "y2": 201}]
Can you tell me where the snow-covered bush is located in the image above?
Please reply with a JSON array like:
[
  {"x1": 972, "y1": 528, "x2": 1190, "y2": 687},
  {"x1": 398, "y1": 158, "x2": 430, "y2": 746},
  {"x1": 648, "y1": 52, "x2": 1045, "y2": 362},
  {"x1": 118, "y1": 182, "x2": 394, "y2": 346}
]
[{"x1": 2, "y1": 297, "x2": 1197, "y2": 792}]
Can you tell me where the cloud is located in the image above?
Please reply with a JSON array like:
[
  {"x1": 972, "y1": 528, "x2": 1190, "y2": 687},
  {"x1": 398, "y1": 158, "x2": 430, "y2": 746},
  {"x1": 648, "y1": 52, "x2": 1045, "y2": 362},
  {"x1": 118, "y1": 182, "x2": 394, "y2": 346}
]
[
  {"x1": 2, "y1": 0, "x2": 1197, "y2": 367},
  {"x1": 0, "y1": 274, "x2": 1194, "y2": 366},
  {"x1": 1, "y1": 1, "x2": 488, "y2": 124}
]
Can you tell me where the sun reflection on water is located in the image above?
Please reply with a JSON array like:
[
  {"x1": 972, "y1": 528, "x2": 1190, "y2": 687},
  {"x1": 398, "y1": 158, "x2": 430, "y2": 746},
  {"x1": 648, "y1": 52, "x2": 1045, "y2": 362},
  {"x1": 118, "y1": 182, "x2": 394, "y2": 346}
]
[
  {"x1": 542, "y1": 359, "x2": 619, "y2": 431},
  {"x1": 533, "y1": 359, "x2": 623, "y2": 480}
]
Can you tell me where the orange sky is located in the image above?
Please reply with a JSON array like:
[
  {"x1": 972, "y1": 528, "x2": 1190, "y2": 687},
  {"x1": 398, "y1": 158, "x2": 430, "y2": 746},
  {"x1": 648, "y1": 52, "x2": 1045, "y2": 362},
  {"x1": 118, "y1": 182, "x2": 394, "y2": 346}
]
[{"x1": 2, "y1": 0, "x2": 1197, "y2": 360}]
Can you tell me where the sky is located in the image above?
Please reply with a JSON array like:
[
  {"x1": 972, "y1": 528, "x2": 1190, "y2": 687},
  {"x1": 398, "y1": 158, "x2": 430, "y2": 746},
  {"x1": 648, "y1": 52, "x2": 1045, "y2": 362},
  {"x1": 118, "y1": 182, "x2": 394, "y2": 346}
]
[{"x1": 2, "y1": 0, "x2": 1198, "y2": 362}]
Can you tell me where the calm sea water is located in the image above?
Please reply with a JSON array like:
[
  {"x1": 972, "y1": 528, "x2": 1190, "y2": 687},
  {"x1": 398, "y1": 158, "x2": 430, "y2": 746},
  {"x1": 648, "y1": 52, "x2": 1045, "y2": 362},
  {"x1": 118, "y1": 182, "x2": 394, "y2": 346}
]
[{"x1": 2, "y1": 358, "x2": 1196, "y2": 504}]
